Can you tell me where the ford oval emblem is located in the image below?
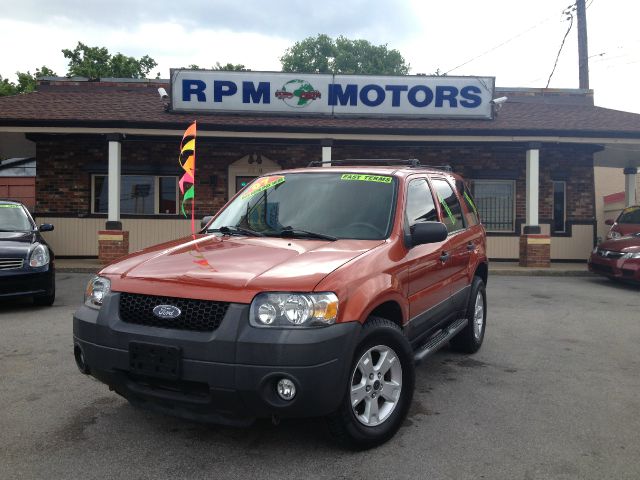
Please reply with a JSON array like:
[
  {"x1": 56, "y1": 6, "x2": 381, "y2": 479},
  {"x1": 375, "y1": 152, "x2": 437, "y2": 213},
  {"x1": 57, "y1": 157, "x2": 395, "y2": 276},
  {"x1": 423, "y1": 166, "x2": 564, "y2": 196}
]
[{"x1": 152, "y1": 304, "x2": 182, "y2": 319}]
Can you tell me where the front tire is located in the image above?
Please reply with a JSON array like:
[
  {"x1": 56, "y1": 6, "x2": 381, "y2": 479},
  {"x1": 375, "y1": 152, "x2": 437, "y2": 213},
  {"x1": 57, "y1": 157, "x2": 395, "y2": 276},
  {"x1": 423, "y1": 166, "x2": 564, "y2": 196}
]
[
  {"x1": 327, "y1": 317, "x2": 414, "y2": 449},
  {"x1": 451, "y1": 276, "x2": 486, "y2": 353}
]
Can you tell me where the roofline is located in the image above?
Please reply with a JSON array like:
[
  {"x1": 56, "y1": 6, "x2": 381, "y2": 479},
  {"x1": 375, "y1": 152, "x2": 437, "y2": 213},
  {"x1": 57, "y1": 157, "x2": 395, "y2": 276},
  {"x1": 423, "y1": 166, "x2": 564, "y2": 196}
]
[
  {"x1": 0, "y1": 120, "x2": 640, "y2": 143},
  {"x1": 2, "y1": 124, "x2": 640, "y2": 145}
]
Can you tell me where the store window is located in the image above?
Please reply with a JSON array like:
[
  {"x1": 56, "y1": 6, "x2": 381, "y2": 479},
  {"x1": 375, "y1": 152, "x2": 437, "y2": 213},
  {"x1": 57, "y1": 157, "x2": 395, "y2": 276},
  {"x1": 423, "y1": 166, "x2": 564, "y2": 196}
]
[
  {"x1": 431, "y1": 178, "x2": 465, "y2": 233},
  {"x1": 473, "y1": 180, "x2": 515, "y2": 232},
  {"x1": 552, "y1": 181, "x2": 566, "y2": 233},
  {"x1": 92, "y1": 175, "x2": 178, "y2": 215}
]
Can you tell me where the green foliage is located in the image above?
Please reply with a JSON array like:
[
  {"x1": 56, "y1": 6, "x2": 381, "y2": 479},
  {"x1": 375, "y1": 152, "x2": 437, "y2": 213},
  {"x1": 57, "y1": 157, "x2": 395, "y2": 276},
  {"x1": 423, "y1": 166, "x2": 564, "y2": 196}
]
[
  {"x1": 213, "y1": 62, "x2": 249, "y2": 71},
  {"x1": 188, "y1": 63, "x2": 249, "y2": 71},
  {"x1": 0, "y1": 76, "x2": 18, "y2": 96},
  {"x1": 0, "y1": 66, "x2": 56, "y2": 96},
  {"x1": 280, "y1": 34, "x2": 410, "y2": 75},
  {"x1": 62, "y1": 42, "x2": 157, "y2": 79}
]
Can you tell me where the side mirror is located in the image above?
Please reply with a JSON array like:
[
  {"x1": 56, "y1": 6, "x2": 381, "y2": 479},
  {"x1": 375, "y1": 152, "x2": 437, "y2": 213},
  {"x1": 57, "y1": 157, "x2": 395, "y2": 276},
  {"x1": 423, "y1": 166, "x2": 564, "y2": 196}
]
[
  {"x1": 410, "y1": 222, "x2": 448, "y2": 247},
  {"x1": 39, "y1": 224, "x2": 54, "y2": 232},
  {"x1": 200, "y1": 216, "x2": 213, "y2": 230},
  {"x1": 605, "y1": 219, "x2": 614, "y2": 226}
]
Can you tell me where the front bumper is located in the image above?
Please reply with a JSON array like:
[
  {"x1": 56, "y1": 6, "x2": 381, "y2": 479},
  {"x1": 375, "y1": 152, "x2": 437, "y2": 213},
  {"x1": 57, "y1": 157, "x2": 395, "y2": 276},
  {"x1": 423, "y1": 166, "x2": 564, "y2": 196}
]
[
  {"x1": 0, "y1": 265, "x2": 54, "y2": 298},
  {"x1": 588, "y1": 254, "x2": 640, "y2": 282},
  {"x1": 73, "y1": 292, "x2": 360, "y2": 425}
]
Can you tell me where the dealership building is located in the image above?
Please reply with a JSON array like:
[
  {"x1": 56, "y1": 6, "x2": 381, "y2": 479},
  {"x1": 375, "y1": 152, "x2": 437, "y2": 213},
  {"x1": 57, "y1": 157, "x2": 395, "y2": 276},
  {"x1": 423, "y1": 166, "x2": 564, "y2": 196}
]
[{"x1": 0, "y1": 71, "x2": 639, "y2": 265}]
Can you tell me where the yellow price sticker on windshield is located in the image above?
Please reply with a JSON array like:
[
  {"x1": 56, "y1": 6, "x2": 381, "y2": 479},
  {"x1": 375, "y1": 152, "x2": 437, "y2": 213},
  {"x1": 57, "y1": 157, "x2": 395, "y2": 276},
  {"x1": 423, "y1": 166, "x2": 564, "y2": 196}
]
[
  {"x1": 341, "y1": 174, "x2": 392, "y2": 183},
  {"x1": 241, "y1": 175, "x2": 285, "y2": 199}
]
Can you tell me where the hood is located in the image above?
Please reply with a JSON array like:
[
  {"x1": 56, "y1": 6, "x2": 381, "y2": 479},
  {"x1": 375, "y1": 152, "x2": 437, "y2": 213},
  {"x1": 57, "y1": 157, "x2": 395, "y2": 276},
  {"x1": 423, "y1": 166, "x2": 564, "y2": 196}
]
[
  {"x1": 598, "y1": 233, "x2": 640, "y2": 253},
  {"x1": 0, "y1": 231, "x2": 36, "y2": 255},
  {"x1": 103, "y1": 234, "x2": 383, "y2": 303}
]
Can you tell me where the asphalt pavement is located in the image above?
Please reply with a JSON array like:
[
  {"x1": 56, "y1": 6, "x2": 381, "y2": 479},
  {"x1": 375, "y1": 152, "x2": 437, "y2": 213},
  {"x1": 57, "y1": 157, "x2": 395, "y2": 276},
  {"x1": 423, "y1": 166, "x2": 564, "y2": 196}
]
[{"x1": 0, "y1": 273, "x2": 639, "y2": 480}]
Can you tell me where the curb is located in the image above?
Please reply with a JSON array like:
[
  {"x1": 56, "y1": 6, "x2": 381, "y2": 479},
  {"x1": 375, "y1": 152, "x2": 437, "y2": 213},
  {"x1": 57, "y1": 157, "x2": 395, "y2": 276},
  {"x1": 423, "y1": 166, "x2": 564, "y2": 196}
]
[{"x1": 488, "y1": 269, "x2": 593, "y2": 277}]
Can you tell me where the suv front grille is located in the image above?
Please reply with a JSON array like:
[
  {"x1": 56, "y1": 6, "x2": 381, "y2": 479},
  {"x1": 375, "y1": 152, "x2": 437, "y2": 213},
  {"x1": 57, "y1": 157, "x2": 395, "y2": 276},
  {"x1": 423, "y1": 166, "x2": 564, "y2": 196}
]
[
  {"x1": 0, "y1": 258, "x2": 24, "y2": 270},
  {"x1": 119, "y1": 293, "x2": 229, "y2": 332}
]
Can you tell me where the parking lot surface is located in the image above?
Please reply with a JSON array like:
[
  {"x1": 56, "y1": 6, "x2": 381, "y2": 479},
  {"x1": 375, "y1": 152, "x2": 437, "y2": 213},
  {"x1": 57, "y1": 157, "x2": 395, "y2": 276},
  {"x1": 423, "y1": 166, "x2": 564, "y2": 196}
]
[{"x1": 1, "y1": 273, "x2": 639, "y2": 480}]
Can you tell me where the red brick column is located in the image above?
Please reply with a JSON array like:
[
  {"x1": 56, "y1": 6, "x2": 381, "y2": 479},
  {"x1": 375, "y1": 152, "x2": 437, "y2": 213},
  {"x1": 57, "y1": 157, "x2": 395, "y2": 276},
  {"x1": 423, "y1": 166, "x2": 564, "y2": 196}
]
[
  {"x1": 98, "y1": 230, "x2": 129, "y2": 265},
  {"x1": 519, "y1": 234, "x2": 551, "y2": 267}
]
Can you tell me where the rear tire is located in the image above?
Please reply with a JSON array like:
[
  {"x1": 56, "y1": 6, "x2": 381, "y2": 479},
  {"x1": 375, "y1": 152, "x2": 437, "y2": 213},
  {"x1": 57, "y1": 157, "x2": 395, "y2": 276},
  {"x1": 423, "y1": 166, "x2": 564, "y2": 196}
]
[
  {"x1": 327, "y1": 317, "x2": 414, "y2": 449},
  {"x1": 450, "y1": 276, "x2": 486, "y2": 354}
]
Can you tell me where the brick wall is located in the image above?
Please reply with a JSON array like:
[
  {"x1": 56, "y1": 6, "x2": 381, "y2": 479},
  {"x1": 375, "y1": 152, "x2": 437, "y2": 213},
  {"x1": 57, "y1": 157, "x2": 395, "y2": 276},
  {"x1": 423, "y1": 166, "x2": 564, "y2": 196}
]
[
  {"x1": 34, "y1": 137, "x2": 318, "y2": 218},
  {"x1": 34, "y1": 137, "x2": 595, "y2": 226},
  {"x1": 332, "y1": 143, "x2": 596, "y2": 223}
]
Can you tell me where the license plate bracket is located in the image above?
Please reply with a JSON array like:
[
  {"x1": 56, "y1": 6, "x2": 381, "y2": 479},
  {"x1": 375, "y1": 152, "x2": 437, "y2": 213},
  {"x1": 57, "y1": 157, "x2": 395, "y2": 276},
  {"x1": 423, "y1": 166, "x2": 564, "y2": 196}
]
[{"x1": 129, "y1": 342, "x2": 181, "y2": 380}]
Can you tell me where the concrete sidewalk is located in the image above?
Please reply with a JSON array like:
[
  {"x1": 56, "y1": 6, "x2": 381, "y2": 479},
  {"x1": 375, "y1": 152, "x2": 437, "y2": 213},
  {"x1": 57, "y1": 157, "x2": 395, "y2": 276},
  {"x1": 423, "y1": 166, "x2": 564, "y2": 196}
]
[{"x1": 55, "y1": 258, "x2": 592, "y2": 276}]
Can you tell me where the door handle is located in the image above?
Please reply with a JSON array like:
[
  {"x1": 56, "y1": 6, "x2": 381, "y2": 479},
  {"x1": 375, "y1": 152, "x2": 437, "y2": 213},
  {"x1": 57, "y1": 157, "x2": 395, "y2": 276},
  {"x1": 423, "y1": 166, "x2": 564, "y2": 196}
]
[
  {"x1": 467, "y1": 242, "x2": 475, "y2": 251},
  {"x1": 440, "y1": 251, "x2": 450, "y2": 263}
]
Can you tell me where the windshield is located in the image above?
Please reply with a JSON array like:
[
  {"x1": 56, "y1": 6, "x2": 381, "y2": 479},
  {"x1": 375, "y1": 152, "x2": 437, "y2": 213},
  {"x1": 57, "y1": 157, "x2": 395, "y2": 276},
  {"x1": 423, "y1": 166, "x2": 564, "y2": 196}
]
[
  {"x1": 617, "y1": 206, "x2": 640, "y2": 225},
  {"x1": 209, "y1": 172, "x2": 397, "y2": 240},
  {"x1": 0, "y1": 204, "x2": 32, "y2": 231}
]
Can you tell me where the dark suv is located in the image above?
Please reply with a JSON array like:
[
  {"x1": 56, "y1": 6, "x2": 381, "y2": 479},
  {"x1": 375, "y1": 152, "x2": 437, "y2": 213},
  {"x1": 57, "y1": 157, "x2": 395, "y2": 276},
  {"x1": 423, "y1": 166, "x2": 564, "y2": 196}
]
[{"x1": 73, "y1": 162, "x2": 488, "y2": 448}]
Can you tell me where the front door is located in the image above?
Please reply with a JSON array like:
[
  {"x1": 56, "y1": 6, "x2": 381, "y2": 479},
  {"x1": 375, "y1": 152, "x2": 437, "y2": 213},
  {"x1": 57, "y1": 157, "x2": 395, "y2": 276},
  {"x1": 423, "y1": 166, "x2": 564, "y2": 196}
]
[{"x1": 404, "y1": 178, "x2": 452, "y2": 341}]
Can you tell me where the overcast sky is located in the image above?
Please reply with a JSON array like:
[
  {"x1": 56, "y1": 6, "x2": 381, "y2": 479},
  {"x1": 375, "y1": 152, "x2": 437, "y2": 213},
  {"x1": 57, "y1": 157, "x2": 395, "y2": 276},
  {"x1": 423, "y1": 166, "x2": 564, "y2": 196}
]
[{"x1": 1, "y1": 0, "x2": 638, "y2": 113}]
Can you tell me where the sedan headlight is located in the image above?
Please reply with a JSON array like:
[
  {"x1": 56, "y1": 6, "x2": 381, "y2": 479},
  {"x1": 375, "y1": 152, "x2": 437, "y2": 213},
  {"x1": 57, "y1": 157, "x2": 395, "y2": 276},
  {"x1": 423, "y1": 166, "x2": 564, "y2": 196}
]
[
  {"x1": 84, "y1": 276, "x2": 111, "y2": 309},
  {"x1": 607, "y1": 230, "x2": 622, "y2": 240},
  {"x1": 250, "y1": 292, "x2": 338, "y2": 328},
  {"x1": 622, "y1": 252, "x2": 640, "y2": 259},
  {"x1": 29, "y1": 244, "x2": 50, "y2": 267}
]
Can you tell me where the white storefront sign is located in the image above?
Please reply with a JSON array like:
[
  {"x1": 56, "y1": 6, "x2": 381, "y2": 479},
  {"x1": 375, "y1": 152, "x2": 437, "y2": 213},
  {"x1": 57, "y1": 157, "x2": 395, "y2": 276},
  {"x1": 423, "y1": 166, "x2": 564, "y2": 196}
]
[{"x1": 170, "y1": 70, "x2": 495, "y2": 119}]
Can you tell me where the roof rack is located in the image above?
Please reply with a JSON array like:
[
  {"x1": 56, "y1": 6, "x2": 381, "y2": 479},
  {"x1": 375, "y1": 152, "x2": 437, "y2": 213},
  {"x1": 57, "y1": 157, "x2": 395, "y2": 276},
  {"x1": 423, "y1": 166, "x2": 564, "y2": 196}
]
[
  {"x1": 306, "y1": 159, "x2": 453, "y2": 173},
  {"x1": 307, "y1": 159, "x2": 421, "y2": 168}
]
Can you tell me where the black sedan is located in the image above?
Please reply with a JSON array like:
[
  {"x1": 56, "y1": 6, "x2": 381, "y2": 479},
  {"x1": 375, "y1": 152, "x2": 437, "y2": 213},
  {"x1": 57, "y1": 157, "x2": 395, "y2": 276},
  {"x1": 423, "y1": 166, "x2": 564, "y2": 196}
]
[{"x1": 0, "y1": 200, "x2": 55, "y2": 305}]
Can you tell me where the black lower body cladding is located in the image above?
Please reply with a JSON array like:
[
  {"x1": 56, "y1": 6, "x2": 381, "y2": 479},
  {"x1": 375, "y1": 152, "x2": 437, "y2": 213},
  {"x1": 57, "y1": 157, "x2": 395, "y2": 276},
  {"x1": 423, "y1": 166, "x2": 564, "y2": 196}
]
[{"x1": 73, "y1": 292, "x2": 360, "y2": 426}]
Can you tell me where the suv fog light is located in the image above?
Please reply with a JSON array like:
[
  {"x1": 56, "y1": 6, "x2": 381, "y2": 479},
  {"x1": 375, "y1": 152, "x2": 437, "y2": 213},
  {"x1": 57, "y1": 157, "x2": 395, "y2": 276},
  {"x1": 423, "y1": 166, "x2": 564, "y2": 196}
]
[{"x1": 277, "y1": 378, "x2": 296, "y2": 401}]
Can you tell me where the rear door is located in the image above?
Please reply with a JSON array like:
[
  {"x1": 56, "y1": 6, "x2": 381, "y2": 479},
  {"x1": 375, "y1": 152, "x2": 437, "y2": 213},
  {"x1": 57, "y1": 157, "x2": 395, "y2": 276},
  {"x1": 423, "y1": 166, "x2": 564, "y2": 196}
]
[{"x1": 430, "y1": 177, "x2": 473, "y2": 313}]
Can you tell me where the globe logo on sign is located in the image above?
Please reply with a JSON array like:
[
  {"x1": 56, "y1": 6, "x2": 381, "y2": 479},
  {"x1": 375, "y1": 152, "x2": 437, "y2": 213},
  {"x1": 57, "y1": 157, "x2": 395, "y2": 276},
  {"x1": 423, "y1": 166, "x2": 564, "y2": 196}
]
[{"x1": 275, "y1": 79, "x2": 321, "y2": 108}]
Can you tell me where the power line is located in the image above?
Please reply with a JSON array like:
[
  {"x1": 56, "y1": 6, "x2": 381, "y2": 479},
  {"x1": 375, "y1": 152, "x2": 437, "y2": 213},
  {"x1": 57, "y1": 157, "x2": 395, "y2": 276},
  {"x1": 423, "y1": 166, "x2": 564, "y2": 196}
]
[
  {"x1": 443, "y1": 15, "x2": 554, "y2": 75},
  {"x1": 546, "y1": 3, "x2": 576, "y2": 88}
]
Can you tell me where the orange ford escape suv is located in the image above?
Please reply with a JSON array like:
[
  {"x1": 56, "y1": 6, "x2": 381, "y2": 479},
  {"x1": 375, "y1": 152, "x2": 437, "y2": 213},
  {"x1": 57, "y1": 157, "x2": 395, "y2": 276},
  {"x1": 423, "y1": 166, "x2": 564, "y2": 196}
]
[{"x1": 73, "y1": 161, "x2": 488, "y2": 448}]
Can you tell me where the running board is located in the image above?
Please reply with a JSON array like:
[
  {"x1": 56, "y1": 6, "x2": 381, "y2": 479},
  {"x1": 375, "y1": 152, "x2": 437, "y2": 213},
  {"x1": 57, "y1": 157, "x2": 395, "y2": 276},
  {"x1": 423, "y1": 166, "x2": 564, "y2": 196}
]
[{"x1": 413, "y1": 318, "x2": 468, "y2": 364}]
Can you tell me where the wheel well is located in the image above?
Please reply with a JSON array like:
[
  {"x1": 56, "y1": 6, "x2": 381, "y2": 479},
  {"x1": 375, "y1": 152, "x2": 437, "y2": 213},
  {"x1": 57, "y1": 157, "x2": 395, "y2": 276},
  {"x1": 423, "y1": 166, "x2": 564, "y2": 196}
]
[
  {"x1": 368, "y1": 301, "x2": 404, "y2": 328},
  {"x1": 474, "y1": 262, "x2": 488, "y2": 285}
]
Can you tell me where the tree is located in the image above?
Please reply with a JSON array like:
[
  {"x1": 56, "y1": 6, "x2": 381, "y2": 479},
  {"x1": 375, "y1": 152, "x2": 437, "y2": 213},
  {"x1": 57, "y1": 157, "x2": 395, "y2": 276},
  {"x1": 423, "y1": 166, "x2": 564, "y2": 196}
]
[
  {"x1": 188, "y1": 62, "x2": 249, "y2": 71},
  {"x1": 213, "y1": 62, "x2": 249, "y2": 71},
  {"x1": 62, "y1": 42, "x2": 157, "y2": 79},
  {"x1": 0, "y1": 66, "x2": 56, "y2": 96},
  {"x1": 280, "y1": 34, "x2": 410, "y2": 75}
]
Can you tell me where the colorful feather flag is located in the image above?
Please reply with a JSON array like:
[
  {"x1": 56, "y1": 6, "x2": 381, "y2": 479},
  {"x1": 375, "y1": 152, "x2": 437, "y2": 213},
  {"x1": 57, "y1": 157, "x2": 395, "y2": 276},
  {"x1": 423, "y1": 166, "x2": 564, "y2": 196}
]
[{"x1": 178, "y1": 121, "x2": 197, "y2": 235}]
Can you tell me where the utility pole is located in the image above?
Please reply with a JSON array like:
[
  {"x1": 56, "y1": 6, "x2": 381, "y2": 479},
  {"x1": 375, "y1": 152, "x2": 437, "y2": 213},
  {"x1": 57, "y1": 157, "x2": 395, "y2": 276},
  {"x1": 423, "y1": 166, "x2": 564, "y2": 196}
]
[{"x1": 576, "y1": 0, "x2": 589, "y2": 89}]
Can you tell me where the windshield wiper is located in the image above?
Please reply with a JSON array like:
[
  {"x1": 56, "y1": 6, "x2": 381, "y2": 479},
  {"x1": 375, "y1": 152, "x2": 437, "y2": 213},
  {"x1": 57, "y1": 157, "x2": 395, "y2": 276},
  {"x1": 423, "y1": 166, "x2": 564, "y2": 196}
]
[
  {"x1": 209, "y1": 225, "x2": 265, "y2": 237},
  {"x1": 278, "y1": 227, "x2": 337, "y2": 241}
]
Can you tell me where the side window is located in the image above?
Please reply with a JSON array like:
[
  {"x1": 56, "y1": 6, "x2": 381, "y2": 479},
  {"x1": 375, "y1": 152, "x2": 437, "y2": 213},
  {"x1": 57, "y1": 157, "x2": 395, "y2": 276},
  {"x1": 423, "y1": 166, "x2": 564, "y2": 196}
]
[
  {"x1": 432, "y1": 178, "x2": 465, "y2": 233},
  {"x1": 405, "y1": 179, "x2": 438, "y2": 227},
  {"x1": 457, "y1": 179, "x2": 480, "y2": 226}
]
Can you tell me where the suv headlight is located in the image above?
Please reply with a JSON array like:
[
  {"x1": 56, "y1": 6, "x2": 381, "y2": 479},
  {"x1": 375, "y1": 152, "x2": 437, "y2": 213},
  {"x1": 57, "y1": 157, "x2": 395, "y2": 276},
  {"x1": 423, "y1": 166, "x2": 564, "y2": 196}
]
[
  {"x1": 607, "y1": 230, "x2": 621, "y2": 239},
  {"x1": 250, "y1": 292, "x2": 338, "y2": 328},
  {"x1": 29, "y1": 244, "x2": 50, "y2": 267},
  {"x1": 622, "y1": 252, "x2": 640, "y2": 259},
  {"x1": 84, "y1": 276, "x2": 111, "y2": 309}
]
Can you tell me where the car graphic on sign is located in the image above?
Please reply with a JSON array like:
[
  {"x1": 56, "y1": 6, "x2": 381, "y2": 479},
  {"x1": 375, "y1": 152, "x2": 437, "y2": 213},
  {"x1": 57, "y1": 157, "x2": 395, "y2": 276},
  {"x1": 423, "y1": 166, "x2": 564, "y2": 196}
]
[
  {"x1": 275, "y1": 90, "x2": 294, "y2": 99},
  {"x1": 300, "y1": 90, "x2": 321, "y2": 100}
]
